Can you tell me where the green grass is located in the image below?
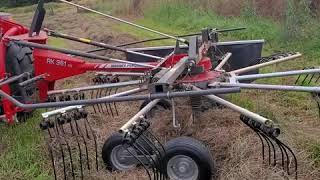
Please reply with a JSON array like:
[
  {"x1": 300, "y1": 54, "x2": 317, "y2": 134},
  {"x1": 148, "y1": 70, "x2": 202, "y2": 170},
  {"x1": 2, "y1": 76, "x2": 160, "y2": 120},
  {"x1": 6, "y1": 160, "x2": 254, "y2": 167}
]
[
  {"x1": 310, "y1": 144, "x2": 320, "y2": 167},
  {"x1": 0, "y1": 33, "x2": 65, "y2": 180},
  {"x1": 0, "y1": 111, "x2": 52, "y2": 180}
]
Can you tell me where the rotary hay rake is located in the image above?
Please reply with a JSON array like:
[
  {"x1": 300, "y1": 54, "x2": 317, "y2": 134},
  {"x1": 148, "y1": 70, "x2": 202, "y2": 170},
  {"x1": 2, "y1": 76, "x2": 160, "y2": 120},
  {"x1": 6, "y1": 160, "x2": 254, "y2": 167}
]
[{"x1": 0, "y1": 0, "x2": 319, "y2": 179}]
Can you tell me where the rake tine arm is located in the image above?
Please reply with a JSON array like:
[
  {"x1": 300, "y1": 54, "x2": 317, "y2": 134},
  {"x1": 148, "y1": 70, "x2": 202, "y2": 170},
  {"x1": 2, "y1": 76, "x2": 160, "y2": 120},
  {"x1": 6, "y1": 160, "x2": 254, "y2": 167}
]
[
  {"x1": 192, "y1": 86, "x2": 273, "y2": 126},
  {"x1": 42, "y1": 88, "x2": 146, "y2": 118},
  {"x1": 212, "y1": 82, "x2": 320, "y2": 93},
  {"x1": 229, "y1": 53, "x2": 302, "y2": 75},
  {"x1": 233, "y1": 68, "x2": 320, "y2": 82},
  {"x1": 13, "y1": 40, "x2": 158, "y2": 69},
  {"x1": 45, "y1": 28, "x2": 164, "y2": 60},
  {"x1": 0, "y1": 87, "x2": 239, "y2": 109}
]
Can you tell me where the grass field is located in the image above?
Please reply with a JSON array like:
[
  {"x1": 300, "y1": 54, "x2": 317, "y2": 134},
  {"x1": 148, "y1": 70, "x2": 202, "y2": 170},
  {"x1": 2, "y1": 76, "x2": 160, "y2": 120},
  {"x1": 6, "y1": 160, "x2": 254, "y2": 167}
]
[{"x1": 1, "y1": 0, "x2": 320, "y2": 179}]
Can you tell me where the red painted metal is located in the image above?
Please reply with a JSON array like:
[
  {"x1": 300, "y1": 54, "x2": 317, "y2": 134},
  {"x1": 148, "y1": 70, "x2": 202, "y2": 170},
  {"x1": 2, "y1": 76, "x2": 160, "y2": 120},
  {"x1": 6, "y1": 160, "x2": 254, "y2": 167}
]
[{"x1": 0, "y1": 17, "x2": 216, "y2": 124}]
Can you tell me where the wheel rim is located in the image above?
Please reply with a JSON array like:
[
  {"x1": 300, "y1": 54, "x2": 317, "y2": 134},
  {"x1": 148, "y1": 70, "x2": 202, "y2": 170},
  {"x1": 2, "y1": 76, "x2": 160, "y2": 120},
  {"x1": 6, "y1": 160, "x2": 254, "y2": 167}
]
[
  {"x1": 167, "y1": 155, "x2": 199, "y2": 180},
  {"x1": 110, "y1": 145, "x2": 137, "y2": 170}
]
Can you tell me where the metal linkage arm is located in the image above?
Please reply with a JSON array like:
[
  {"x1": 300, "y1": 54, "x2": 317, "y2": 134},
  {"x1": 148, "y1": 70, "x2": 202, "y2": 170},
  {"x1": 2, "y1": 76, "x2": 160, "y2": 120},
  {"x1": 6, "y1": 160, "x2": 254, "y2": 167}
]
[
  {"x1": 234, "y1": 68, "x2": 320, "y2": 81},
  {"x1": 45, "y1": 29, "x2": 164, "y2": 60},
  {"x1": 0, "y1": 87, "x2": 240, "y2": 109},
  {"x1": 42, "y1": 87, "x2": 145, "y2": 118},
  {"x1": 191, "y1": 85, "x2": 273, "y2": 126},
  {"x1": 0, "y1": 72, "x2": 30, "y2": 88},
  {"x1": 230, "y1": 53, "x2": 302, "y2": 75},
  {"x1": 13, "y1": 40, "x2": 156, "y2": 68},
  {"x1": 211, "y1": 82, "x2": 320, "y2": 93},
  {"x1": 48, "y1": 80, "x2": 142, "y2": 95}
]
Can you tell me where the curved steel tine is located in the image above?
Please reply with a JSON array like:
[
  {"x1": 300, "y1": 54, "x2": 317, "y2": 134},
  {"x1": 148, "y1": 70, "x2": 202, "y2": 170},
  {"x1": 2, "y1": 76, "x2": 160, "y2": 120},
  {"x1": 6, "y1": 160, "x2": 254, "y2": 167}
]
[
  {"x1": 73, "y1": 118, "x2": 91, "y2": 171},
  {"x1": 145, "y1": 130, "x2": 167, "y2": 179},
  {"x1": 145, "y1": 130, "x2": 166, "y2": 160},
  {"x1": 274, "y1": 138, "x2": 288, "y2": 172},
  {"x1": 265, "y1": 135, "x2": 277, "y2": 166},
  {"x1": 56, "y1": 118, "x2": 75, "y2": 180},
  {"x1": 276, "y1": 139, "x2": 298, "y2": 179},
  {"x1": 98, "y1": 88, "x2": 106, "y2": 113},
  {"x1": 295, "y1": 74, "x2": 302, "y2": 84},
  {"x1": 301, "y1": 74, "x2": 310, "y2": 85},
  {"x1": 140, "y1": 135, "x2": 163, "y2": 180},
  {"x1": 259, "y1": 132, "x2": 272, "y2": 165},
  {"x1": 307, "y1": 74, "x2": 316, "y2": 85},
  {"x1": 54, "y1": 125, "x2": 67, "y2": 180},
  {"x1": 103, "y1": 88, "x2": 111, "y2": 116},
  {"x1": 48, "y1": 142, "x2": 57, "y2": 180},
  {"x1": 84, "y1": 117, "x2": 99, "y2": 171},
  {"x1": 261, "y1": 133, "x2": 277, "y2": 166},
  {"x1": 253, "y1": 131, "x2": 265, "y2": 161},
  {"x1": 90, "y1": 90, "x2": 97, "y2": 114},
  {"x1": 108, "y1": 88, "x2": 115, "y2": 117},
  {"x1": 133, "y1": 143, "x2": 158, "y2": 180},
  {"x1": 125, "y1": 145, "x2": 152, "y2": 180},
  {"x1": 314, "y1": 74, "x2": 320, "y2": 83},
  {"x1": 113, "y1": 88, "x2": 119, "y2": 116},
  {"x1": 68, "y1": 114, "x2": 85, "y2": 180},
  {"x1": 95, "y1": 89, "x2": 102, "y2": 113},
  {"x1": 48, "y1": 127, "x2": 54, "y2": 138}
]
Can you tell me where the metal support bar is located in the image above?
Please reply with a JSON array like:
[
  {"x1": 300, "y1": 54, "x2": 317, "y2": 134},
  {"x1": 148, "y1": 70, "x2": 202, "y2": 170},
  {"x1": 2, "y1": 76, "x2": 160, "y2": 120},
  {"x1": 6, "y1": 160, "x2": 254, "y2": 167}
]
[
  {"x1": 0, "y1": 72, "x2": 30, "y2": 87},
  {"x1": 42, "y1": 88, "x2": 145, "y2": 118},
  {"x1": 19, "y1": 74, "x2": 47, "y2": 87},
  {"x1": 95, "y1": 72, "x2": 145, "y2": 77},
  {"x1": 191, "y1": 86, "x2": 273, "y2": 126},
  {"x1": 215, "y1": 52, "x2": 232, "y2": 70},
  {"x1": 235, "y1": 68, "x2": 320, "y2": 81},
  {"x1": 45, "y1": 29, "x2": 164, "y2": 60},
  {"x1": 211, "y1": 82, "x2": 320, "y2": 93},
  {"x1": 230, "y1": 53, "x2": 302, "y2": 75},
  {"x1": 120, "y1": 99, "x2": 160, "y2": 133},
  {"x1": 12, "y1": 40, "x2": 157, "y2": 68},
  {"x1": 59, "y1": 0, "x2": 189, "y2": 44},
  {"x1": 48, "y1": 80, "x2": 142, "y2": 95},
  {"x1": 0, "y1": 87, "x2": 240, "y2": 109}
]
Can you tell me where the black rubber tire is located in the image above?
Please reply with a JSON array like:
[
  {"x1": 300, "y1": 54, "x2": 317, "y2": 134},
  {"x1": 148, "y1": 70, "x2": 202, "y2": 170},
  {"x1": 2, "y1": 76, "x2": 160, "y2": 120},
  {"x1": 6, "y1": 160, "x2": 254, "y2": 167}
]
[
  {"x1": 102, "y1": 132, "x2": 153, "y2": 171},
  {"x1": 6, "y1": 42, "x2": 35, "y2": 101},
  {"x1": 163, "y1": 136, "x2": 215, "y2": 180}
]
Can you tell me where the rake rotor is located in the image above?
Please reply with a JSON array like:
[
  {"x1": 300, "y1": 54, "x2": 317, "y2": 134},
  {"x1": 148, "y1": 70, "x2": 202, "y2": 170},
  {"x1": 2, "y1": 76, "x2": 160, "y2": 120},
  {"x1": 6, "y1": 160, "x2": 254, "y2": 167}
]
[{"x1": 2, "y1": 0, "x2": 320, "y2": 180}]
